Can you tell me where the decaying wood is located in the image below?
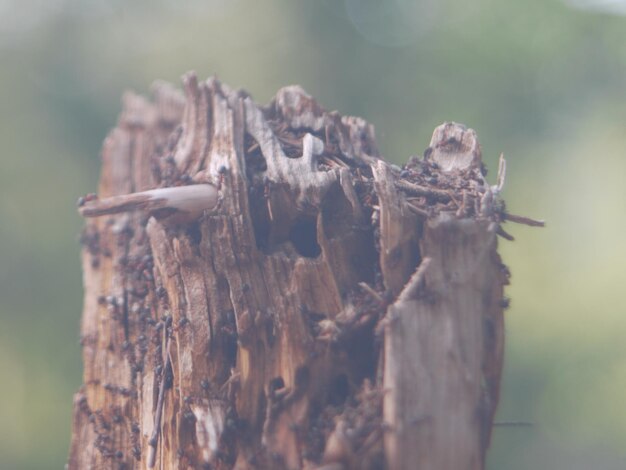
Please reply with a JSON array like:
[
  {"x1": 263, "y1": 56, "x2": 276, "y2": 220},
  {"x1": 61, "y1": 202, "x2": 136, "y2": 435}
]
[{"x1": 69, "y1": 72, "x2": 535, "y2": 469}]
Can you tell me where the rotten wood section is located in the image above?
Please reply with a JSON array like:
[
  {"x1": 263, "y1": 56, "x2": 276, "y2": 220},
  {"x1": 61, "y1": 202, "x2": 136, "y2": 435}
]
[
  {"x1": 382, "y1": 217, "x2": 506, "y2": 470},
  {"x1": 69, "y1": 72, "x2": 538, "y2": 470}
]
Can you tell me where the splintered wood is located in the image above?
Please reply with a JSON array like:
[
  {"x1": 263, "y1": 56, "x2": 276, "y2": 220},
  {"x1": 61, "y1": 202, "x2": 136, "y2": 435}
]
[{"x1": 69, "y1": 73, "x2": 535, "y2": 470}]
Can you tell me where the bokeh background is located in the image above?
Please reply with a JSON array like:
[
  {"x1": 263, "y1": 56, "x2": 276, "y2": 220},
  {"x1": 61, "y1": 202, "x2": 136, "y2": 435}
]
[{"x1": 1, "y1": 0, "x2": 625, "y2": 468}]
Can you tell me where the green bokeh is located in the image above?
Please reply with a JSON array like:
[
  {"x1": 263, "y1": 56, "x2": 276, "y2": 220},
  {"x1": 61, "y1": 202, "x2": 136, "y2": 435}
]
[{"x1": 1, "y1": 1, "x2": 624, "y2": 468}]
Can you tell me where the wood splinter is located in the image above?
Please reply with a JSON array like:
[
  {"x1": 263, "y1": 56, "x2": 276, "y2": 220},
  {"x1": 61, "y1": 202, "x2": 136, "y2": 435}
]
[
  {"x1": 503, "y1": 212, "x2": 545, "y2": 227},
  {"x1": 78, "y1": 184, "x2": 220, "y2": 223}
]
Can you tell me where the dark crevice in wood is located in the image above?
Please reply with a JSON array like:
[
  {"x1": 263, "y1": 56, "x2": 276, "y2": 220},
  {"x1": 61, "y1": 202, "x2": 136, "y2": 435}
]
[
  {"x1": 328, "y1": 373, "x2": 350, "y2": 407},
  {"x1": 289, "y1": 215, "x2": 321, "y2": 258},
  {"x1": 320, "y1": 182, "x2": 354, "y2": 240},
  {"x1": 247, "y1": 185, "x2": 270, "y2": 254},
  {"x1": 244, "y1": 132, "x2": 268, "y2": 179},
  {"x1": 185, "y1": 221, "x2": 203, "y2": 247}
]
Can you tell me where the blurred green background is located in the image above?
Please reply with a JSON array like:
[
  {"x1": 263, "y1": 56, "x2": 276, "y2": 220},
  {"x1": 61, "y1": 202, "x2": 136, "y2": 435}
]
[{"x1": 1, "y1": 0, "x2": 625, "y2": 468}]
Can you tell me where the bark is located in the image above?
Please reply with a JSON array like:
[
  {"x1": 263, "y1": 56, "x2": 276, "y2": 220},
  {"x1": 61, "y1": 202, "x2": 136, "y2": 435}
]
[{"x1": 68, "y1": 73, "x2": 519, "y2": 470}]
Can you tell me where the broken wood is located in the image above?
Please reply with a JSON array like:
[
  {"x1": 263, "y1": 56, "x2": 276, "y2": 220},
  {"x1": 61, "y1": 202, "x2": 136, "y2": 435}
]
[{"x1": 68, "y1": 72, "x2": 537, "y2": 470}]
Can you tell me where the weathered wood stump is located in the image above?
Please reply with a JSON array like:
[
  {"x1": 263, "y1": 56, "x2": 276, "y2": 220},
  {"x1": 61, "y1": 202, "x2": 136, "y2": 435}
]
[{"x1": 68, "y1": 73, "x2": 532, "y2": 470}]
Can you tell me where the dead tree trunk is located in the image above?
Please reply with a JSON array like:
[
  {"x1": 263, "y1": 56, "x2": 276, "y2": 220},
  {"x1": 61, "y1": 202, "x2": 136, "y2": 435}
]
[{"x1": 68, "y1": 73, "x2": 535, "y2": 470}]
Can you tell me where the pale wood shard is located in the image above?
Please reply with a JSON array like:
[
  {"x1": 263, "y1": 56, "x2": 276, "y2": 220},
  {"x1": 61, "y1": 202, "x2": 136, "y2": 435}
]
[
  {"x1": 69, "y1": 72, "x2": 531, "y2": 469},
  {"x1": 372, "y1": 161, "x2": 421, "y2": 297}
]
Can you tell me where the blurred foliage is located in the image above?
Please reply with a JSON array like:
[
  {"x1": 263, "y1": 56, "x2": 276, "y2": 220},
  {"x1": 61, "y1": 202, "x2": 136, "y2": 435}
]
[{"x1": 0, "y1": 0, "x2": 625, "y2": 468}]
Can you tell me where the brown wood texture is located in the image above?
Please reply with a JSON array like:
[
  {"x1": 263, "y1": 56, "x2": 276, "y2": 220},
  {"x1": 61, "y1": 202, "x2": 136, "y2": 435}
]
[{"x1": 68, "y1": 73, "x2": 512, "y2": 470}]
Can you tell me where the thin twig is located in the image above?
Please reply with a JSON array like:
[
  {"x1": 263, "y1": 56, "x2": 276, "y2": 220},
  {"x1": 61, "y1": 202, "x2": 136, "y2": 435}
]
[
  {"x1": 219, "y1": 369, "x2": 241, "y2": 394},
  {"x1": 503, "y1": 213, "x2": 545, "y2": 227},
  {"x1": 375, "y1": 258, "x2": 432, "y2": 336},
  {"x1": 445, "y1": 189, "x2": 462, "y2": 209},
  {"x1": 494, "y1": 153, "x2": 506, "y2": 193},
  {"x1": 496, "y1": 225, "x2": 515, "y2": 241},
  {"x1": 358, "y1": 282, "x2": 385, "y2": 304},
  {"x1": 406, "y1": 202, "x2": 429, "y2": 217},
  {"x1": 395, "y1": 180, "x2": 451, "y2": 202},
  {"x1": 397, "y1": 257, "x2": 432, "y2": 303},
  {"x1": 328, "y1": 155, "x2": 350, "y2": 168}
]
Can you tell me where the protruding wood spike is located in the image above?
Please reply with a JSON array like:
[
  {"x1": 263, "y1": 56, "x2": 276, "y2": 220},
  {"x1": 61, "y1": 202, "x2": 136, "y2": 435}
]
[{"x1": 78, "y1": 184, "x2": 220, "y2": 223}]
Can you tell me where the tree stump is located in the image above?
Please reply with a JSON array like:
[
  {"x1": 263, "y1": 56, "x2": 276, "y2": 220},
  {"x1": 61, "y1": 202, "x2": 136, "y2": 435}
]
[{"x1": 68, "y1": 73, "x2": 530, "y2": 470}]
